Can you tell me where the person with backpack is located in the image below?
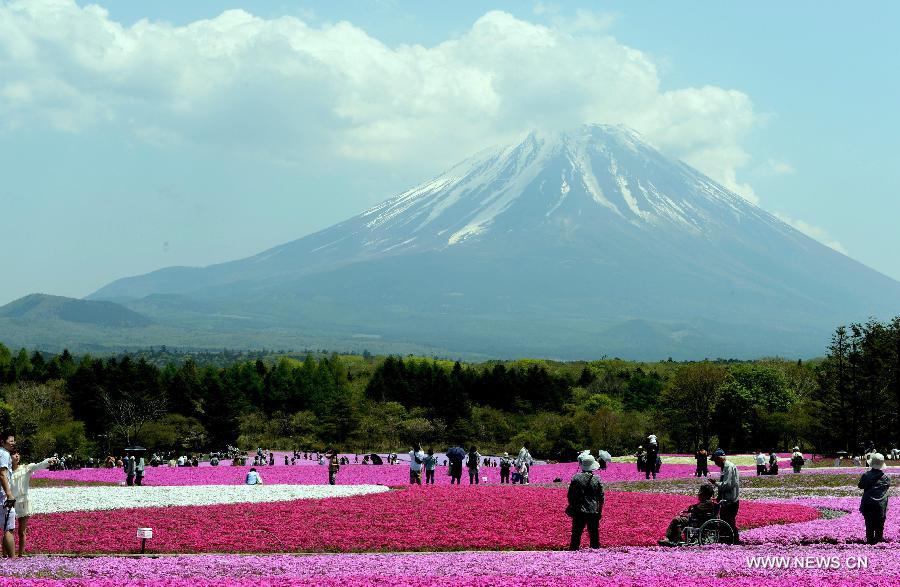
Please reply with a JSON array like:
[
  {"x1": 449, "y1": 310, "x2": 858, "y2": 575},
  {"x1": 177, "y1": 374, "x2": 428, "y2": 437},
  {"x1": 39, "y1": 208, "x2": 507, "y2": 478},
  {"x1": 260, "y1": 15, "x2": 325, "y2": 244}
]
[
  {"x1": 566, "y1": 454, "x2": 604, "y2": 549},
  {"x1": 467, "y1": 446, "x2": 482, "y2": 485},
  {"x1": 858, "y1": 453, "x2": 890, "y2": 544},
  {"x1": 768, "y1": 451, "x2": 779, "y2": 475},
  {"x1": 499, "y1": 452, "x2": 513, "y2": 484},
  {"x1": 408, "y1": 444, "x2": 425, "y2": 485}
]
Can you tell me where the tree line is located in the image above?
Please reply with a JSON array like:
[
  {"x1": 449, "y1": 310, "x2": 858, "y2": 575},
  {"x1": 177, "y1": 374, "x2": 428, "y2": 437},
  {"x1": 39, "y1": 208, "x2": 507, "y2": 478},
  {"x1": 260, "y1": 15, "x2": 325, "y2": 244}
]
[{"x1": 0, "y1": 317, "x2": 897, "y2": 460}]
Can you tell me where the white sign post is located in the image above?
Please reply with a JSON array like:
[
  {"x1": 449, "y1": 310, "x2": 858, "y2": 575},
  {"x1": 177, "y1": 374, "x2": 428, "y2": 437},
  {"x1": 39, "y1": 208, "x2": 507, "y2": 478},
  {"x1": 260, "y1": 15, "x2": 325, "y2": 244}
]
[{"x1": 137, "y1": 528, "x2": 153, "y2": 553}]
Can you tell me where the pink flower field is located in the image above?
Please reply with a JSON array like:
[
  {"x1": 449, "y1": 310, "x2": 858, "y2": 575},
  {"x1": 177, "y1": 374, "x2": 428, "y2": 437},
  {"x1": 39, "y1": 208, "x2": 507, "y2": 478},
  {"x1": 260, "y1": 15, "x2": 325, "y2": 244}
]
[
  {"x1": 2, "y1": 545, "x2": 898, "y2": 586},
  {"x1": 32, "y1": 462, "x2": 731, "y2": 486},
  {"x1": 27, "y1": 487, "x2": 818, "y2": 554}
]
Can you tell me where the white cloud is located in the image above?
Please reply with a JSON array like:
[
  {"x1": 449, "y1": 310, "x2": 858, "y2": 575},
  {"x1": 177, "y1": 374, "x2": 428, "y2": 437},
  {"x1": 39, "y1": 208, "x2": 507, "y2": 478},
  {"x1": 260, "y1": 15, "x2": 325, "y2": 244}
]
[
  {"x1": 0, "y1": 1, "x2": 758, "y2": 197},
  {"x1": 763, "y1": 158, "x2": 796, "y2": 176},
  {"x1": 775, "y1": 212, "x2": 847, "y2": 254}
]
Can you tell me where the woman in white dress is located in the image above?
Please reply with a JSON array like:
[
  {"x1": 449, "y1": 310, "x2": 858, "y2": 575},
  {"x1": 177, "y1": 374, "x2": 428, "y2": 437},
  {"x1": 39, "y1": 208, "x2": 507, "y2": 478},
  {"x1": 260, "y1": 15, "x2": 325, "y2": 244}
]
[{"x1": 11, "y1": 453, "x2": 57, "y2": 557}]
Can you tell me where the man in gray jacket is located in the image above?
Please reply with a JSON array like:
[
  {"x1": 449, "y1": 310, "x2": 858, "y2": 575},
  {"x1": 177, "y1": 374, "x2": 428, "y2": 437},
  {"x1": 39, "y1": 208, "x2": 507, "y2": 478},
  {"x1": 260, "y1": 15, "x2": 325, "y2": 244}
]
[
  {"x1": 858, "y1": 453, "x2": 890, "y2": 544},
  {"x1": 710, "y1": 448, "x2": 741, "y2": 544},
  {"x1": 566, "y1": 453, "x2": 605, "y2": 550}
]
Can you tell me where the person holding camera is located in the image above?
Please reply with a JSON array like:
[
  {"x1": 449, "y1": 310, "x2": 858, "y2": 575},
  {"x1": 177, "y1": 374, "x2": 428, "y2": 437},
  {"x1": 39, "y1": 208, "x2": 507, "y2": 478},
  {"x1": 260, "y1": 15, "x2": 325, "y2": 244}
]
[{"x1": 11, "y1": 452, "x2": 58, "y2": 556}]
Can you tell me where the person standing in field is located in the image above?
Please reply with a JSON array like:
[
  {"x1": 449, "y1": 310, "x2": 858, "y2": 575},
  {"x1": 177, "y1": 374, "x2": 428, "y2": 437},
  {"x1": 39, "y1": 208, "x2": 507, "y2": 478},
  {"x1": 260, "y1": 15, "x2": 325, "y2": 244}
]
[
  {"x1": 710, "y1": 448, "x2": 741, "y2": 544},
  {"x1": 644, "y1": 434, "x2": 659, "y2": 480},
  {"x1": 858, "y1": 453, "x2": 890, "y2": 544},
  {"x1": 467, "y1": 446, "x2": 482, "y2": 485},
  {"x1": 135, "y1": 456, "x2": 145, "y2": 486},
  {"x1": 755, "y1": 451, "x2": 767, "y2": 476},
  {"x1": 566, "y1": 454, "x2": 604, "y2": 550},
  {"x1": 447, "y1": 448, "x2": 464, "y2": 485},
  {"x1": 408, "y1": 444, "x2": 425, "y2": 485},
  {"x1": 694, "y1": 448, "x2": 708, "y2": 477},
  {"x1": 791, "y1": 447, "x2": 805, "y2": 473},
  {"x1": 423, "y1": 448, "x2": 437, "y2": 485},
  {"x1": 11, "y1": 453, "x2": 58, "y2": 557},
  {"x1": 0, "y1": 432, "x2": 17, "y2": 558},
  {"x1": 326, "y1": 449, "x2": 340, "y2": 485},
  {"x1": 124, "y1": 455, "x2": 136, "y2": 486},
  {"x1": 515, "y1": 442, "x2": 534, "y2": 484},
  {"x1": 499, "y1": 452, "x2": 513, "y2": 484}
]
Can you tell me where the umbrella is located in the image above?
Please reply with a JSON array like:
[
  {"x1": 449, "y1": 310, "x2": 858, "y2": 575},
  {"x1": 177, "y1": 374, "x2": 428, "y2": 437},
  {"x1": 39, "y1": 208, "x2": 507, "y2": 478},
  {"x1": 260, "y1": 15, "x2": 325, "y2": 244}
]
[
  {"x1": 597, "y1": 450, "x2": 612, "y2": 463},
  {"x1": 369, "y1": 453, "x2": 383, "y2": 465},
  {"x1": 446, "y1": 447, "x2": 466, "y2": 463}
]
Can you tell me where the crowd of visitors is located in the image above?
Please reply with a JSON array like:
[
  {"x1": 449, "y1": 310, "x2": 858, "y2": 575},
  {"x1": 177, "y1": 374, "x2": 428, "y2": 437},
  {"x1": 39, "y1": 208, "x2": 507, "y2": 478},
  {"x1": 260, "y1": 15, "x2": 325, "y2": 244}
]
[{"x1": 0, "y1": 425, "x2": 892, "y2": 555}]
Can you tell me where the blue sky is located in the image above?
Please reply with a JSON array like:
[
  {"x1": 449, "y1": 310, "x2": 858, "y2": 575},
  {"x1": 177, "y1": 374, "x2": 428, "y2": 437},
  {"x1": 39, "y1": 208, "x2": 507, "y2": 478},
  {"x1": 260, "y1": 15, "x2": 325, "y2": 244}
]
[{"x1": 1, "y1": 0, "x2": 898, "y2": 306}]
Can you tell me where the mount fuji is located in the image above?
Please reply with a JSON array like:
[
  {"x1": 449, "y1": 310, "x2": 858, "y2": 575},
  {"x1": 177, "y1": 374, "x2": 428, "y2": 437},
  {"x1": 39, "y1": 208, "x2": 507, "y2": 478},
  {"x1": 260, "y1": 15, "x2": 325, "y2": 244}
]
[{"x1": 74, "y1": 124, "x2": 900, "y2": 359}]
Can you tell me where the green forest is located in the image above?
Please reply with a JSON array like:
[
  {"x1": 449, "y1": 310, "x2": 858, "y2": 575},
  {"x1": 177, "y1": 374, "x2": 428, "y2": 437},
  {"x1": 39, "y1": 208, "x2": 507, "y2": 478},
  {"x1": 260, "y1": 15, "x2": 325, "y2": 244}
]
[{"x1": 1, "y1": 317, "x2": 898, "y2": 460}]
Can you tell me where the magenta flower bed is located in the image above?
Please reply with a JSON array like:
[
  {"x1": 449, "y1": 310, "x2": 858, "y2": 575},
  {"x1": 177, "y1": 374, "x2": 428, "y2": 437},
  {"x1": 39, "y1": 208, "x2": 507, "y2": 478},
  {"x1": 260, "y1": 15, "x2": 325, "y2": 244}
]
[
  {"x1": 2, "y1": 545, "x2": 898, "y2": 586},
  {"x1": 27, "y1": 487, "x2": 817, "y2": 554},
  {"x1": 33, "y1": 462, "x2": 718, "y2": 486},
  {"x1": 743, "y1": 497, "x2": 898, "y2": 545}
]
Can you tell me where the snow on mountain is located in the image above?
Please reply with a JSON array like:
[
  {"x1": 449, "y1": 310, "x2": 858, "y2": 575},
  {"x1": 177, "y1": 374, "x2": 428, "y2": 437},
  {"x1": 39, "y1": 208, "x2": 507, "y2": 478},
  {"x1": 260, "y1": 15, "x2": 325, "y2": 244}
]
[{"x1": 85, "y1": 124, "x2": 900, "y2": 359}]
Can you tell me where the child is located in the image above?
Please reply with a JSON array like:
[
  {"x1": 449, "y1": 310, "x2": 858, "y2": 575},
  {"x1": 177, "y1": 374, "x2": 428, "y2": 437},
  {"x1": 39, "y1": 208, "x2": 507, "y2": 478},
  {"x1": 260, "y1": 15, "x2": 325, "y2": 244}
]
[{"x1": 423, "y1": 448, "x2": 438, "y2": 484}]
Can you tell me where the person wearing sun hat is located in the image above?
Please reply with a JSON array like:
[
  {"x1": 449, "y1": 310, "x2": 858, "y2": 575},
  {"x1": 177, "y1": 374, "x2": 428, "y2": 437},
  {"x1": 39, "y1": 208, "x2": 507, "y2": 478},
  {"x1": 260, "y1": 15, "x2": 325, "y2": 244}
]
[
  {"x1": 499, "y1": 452, "x2": 513, "y2": 484},
  {"x1": 858, "y1": 452, "x2": 890, "y2": 544},
  {"x1": 565, "y1": 453, "x2": 605, "y2": 550},
  {"x1": 710, "y1": 448, "x2": 741, "y2": 544},
  {"x1": 791, "y1": 446, "x2": 805, "y2": 473}
]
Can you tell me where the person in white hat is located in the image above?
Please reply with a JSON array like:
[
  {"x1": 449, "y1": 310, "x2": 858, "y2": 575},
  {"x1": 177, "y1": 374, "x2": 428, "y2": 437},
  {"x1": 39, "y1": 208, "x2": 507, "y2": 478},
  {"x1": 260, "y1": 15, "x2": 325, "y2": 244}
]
[
  {"x1": 565, "y1": 454, "x2": 605, "y2": 550},
  {"x1": 791, "y1": 447, "x2": 805, "y2": 473},
  {"x1": 858, "y1": 453, "x2": 890, "y2": 544},
  {"x1": 499, "y1": 452, "x2": 513, "y2": 484}
]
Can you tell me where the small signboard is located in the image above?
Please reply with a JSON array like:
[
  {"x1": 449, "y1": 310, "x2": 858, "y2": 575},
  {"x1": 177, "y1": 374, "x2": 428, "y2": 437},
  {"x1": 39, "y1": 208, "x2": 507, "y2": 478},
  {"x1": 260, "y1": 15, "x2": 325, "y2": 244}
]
[{"x1": 137, "y1": 528, "x2": 153, "y2": 539}]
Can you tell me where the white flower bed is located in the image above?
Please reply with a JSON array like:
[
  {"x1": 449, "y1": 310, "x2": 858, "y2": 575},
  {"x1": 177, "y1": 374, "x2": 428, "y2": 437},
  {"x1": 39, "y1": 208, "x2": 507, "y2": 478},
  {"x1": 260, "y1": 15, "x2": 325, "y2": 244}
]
[{"x1": 29, "y1": 484, "x2": 388, "y2": 515}]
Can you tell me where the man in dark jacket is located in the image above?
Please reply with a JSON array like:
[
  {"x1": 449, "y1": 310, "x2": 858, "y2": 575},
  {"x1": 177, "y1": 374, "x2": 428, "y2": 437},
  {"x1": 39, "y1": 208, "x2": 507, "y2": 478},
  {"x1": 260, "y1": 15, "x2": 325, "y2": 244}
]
[
  {"x1": 566, "y1": 454, "x2": 605, "y2": 550},
  {"x1": 858, "y1": 452, "x2": 890, "y2": 544}
]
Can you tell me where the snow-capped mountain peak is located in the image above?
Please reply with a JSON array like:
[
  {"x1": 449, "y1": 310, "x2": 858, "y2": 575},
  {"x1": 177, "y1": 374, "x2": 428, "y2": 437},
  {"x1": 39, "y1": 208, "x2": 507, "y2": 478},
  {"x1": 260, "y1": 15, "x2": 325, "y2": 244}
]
[{"x1": 358, "y1": 123, "x2": 781, "y2": 252}]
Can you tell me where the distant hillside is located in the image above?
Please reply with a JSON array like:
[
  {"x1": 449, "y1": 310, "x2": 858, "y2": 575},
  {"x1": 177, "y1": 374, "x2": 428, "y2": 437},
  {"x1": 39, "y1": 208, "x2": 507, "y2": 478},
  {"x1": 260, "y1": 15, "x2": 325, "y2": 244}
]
[
  {"x1": 0, "y1": 294, "x2": 152, "y2": 327},
  {"x1": 81, "y1": 124, "x2": 900, "y2": 360}
]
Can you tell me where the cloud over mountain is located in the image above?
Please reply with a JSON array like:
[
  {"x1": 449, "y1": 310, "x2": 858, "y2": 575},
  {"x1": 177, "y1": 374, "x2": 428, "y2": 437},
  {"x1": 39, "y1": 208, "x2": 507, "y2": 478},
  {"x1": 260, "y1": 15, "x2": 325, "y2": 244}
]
[{"x1": 0, "y1": 1, "x2": 757, "y2": 196}]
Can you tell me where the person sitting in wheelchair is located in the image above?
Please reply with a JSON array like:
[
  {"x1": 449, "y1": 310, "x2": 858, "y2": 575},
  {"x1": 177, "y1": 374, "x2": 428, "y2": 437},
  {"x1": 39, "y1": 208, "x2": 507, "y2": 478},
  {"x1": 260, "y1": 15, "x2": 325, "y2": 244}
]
[{"x1": 658, "y1": 483, "x2": 716, "y2": 546}]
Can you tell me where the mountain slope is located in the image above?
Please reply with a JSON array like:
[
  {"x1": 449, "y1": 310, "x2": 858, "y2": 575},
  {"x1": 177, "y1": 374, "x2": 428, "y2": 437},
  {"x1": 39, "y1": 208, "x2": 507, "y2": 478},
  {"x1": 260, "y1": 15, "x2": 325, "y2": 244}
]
[
  {"x1": 79, "y1": 124, "x2": 900, "y2": 359},
  {"x1": 0, "y1": 294, "x2": 152, "y2": 327}
]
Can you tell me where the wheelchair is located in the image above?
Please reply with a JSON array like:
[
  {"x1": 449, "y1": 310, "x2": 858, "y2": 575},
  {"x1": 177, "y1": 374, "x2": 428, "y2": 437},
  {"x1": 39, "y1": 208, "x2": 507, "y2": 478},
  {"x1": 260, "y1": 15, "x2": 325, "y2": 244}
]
[{"x1": 677, "y1": 503, "x2": 735, "y2": 546}]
